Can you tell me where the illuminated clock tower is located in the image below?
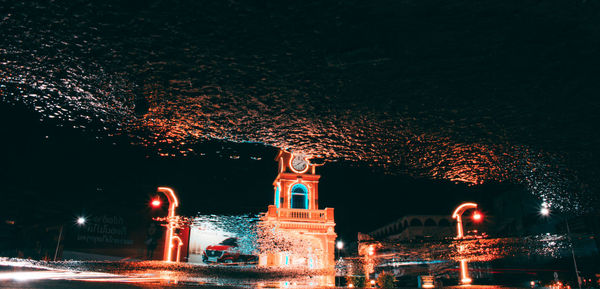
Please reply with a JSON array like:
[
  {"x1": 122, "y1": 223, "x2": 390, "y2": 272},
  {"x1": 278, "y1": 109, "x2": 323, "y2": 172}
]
[{"x1": 259, "y1": 150, "x2": 337, "y2": 273}]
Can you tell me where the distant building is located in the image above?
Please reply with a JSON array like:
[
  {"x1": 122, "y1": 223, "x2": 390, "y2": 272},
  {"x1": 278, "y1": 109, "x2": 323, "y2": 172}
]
[{"x1": 369, "y1": 215, "x2": 454, "y2": 241}]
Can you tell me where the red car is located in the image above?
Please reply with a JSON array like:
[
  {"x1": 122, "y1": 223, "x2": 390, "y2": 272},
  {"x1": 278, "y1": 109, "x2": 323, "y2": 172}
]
[{"x1": 203, "y1": 237, "x2": 240, "y2": 264}]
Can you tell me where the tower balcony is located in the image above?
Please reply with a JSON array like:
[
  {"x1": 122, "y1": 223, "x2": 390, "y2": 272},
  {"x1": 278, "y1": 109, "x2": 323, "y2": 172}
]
[{"x1": 264, "y1": 205, "x2": 334, "y2": 223}]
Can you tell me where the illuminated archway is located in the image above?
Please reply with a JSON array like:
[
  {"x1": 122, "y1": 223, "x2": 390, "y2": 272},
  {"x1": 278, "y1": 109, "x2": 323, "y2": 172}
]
[{"x1": 291, "y1": 184, "x2": 309, "y2": 209}]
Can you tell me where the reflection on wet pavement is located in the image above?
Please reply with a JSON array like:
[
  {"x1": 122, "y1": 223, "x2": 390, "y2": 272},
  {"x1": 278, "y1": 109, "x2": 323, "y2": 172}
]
[{"x1": 0, "y1": 259, "x2": 335, "y2": 288}]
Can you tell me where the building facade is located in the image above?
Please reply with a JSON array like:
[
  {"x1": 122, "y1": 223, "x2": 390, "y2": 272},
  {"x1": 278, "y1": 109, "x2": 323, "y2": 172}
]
[
  {"x1": 369, "y1": 215, "x2": 454, "y2": 241},
  {"x1": 259, "y1": 150, "x2": 337, "y2": 270}
]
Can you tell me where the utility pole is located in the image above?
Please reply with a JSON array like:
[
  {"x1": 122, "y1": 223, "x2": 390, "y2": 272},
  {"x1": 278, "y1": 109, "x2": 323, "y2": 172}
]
[
  {"x1": 565, "y1": 219, "x2": 582, "y2": 289},
  {"x1": 53, "y1": 225, "x2": 63, "y2": 261}
]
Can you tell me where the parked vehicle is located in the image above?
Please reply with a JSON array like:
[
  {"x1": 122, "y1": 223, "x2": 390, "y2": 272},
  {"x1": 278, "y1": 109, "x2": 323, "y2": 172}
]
[{"x1": 202, "y1": 237, "x2": 257, "y2": 264}]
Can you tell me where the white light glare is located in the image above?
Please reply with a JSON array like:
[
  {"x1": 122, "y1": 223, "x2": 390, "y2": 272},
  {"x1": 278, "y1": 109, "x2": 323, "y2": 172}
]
[
  {"x1": 336, "y1": 240, "x2": 344, "y2": 250},
  {"x1": 76, "y1": 217, "x2": 86, "y2": 225},
  {"x1": 540, "y1": 202, "x2": 550, "y2": 216},
  {"x1": 540, "y1": 207, "x2": 550, "y2": 216}
]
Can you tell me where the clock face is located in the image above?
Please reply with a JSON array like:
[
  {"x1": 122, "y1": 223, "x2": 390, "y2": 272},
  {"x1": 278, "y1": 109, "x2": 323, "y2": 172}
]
[{"x1": 291, "y1": 154, "x2": 308, "y2": 173}]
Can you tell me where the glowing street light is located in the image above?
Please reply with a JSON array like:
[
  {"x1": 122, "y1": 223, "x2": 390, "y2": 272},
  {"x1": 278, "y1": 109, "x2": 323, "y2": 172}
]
[
  {"x1": 76, "y1": 217, "x2": 86, "y2": 226},
  {"x1": 334, "y1": 240, "x2": 344, "y2": 286},
  {"x1": 540, "y1": 202, "x2": 550, "y2": 216},
  {"x1": 362, "y1": 243, "x2": 377, "y2": 281},
  {"x1": 452, "y1": 202, "x2": 481, "y2": 285},
  {"x1": 335, "y1": 240, "x2": 344, "y2": 262},
  {"x1": 452, "y1": 202, "x2": 478, "y2": 238},
  {"x1": 156, "y1": 187, "x2": 183, "y2": 262},
  {"x1": 150, "y1": 197, "x2": 162, "y2": 208},
  {"x1": 472, "y1": 211, "x2": 483, "y2": 222},
  {"x1": 368, "y1": 244, "x2": 375, "y2": 256},
  {"x1": 540, "y1": 207, "x2": 550, "y2": 216}
]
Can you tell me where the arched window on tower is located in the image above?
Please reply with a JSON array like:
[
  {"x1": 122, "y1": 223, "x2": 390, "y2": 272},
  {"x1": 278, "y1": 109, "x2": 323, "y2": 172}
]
[{"x1": 291, "y1": 184, "x2": 309, "y2": 209}]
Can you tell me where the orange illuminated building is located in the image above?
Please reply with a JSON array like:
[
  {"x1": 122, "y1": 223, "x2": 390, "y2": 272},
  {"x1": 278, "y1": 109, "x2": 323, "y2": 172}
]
[{"x1": 259, "y1": 150, "x2": 337, "y2": 270}]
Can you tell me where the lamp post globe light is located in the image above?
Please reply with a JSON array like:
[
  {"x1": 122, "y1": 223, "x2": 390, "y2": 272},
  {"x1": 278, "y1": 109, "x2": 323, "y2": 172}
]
[
  {"x1": 334, "y1": 240, "x2": 344, "y2": 286},
  {"x1": 151, "y1": 197, "x2": 161, "y2": 208},
  {"x1": 335, "y1": 240, "x2": 344, "y2": 260},
  {"x1": 472, "y1": 211, "x2": 482, "y2": 222},
  {"x1": 540, "y1": 202, "x2": 550, "y2": 217},
  {"x1": 540, "y1": 207, "x2": 550, "y2": 216}
]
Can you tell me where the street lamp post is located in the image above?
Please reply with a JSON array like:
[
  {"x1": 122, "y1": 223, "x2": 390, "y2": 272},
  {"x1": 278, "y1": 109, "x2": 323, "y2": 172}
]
[
  {"x1": 565, "y1": 220, "x2": 582, "y2": 289},
  {"x1": 336, "y1": 240, "x2": 344, "y2": 260},
  {"x1": 53, "y1": 216, "x2": 86, "y2": 261},
  {"x1": 335, "y1": 240, "x2": 343, "y2": 286},
  {"x1": 364, "y1": 244, "x2": 376, "y2": 283},
  {"x1": 452, "y1": 202, "x2": 479, "y2": 285},
  {"x1": 156, "y1": 186, "x2": 183, "y2": 262},
  {"x1": 540, "y1": 205, "x2": 582, "y2": 289},
  {"x1": 53, "y1": 225, "x2": 63, "y2": 261}
]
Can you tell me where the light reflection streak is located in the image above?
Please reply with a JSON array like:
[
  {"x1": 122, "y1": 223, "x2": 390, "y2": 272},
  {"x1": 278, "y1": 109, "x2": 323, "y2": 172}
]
[
  {"x1": 0, "y1": 258, "x2": 336, "y2": 287},
  {"x1": 0, "y1": 270, "x2": 121, "y2": 282},
  {"x1": 352, "y1": 233, "x2": 570, "y2": 280}
]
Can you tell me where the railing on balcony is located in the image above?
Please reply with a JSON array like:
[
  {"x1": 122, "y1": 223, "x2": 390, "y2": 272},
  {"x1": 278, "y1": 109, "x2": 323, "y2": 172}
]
[{"x1": 265, "y1": 206, "x2": 334, "y2": 222}]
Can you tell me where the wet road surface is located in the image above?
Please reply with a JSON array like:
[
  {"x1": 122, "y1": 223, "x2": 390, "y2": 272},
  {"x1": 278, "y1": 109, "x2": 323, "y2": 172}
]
[{"x1": 0, "y1": 260, "x2": 530, "y2": 289}]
